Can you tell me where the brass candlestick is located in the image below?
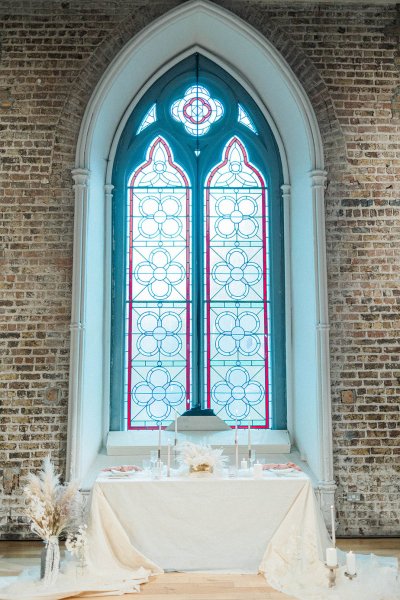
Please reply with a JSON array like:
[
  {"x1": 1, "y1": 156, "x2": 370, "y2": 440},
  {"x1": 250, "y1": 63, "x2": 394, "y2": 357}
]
[{"x1": 344, "y1": 571, "x2": 357, "y2": 581}]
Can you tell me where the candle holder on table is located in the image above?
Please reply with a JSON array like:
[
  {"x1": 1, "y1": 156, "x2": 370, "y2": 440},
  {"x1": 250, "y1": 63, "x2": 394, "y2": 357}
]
[
  {"x1": 324, "y1": 562, "x2": 338, "y2": 588},
  {"x1": 344, "y1": 571, "x2": 357, "y2": 581}
]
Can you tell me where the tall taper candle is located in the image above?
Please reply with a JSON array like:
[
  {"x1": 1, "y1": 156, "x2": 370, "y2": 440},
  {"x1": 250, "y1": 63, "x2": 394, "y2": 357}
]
[
  {"x1": 330, "y1": 505, "x2": 336, "y2": 547},
  {"x1": 158, "y1": 422, "x2": 162, "y2": 460},
  {"x1": 248, "y1": 424, "x2": 252, "y2": 461},
  {"x1": 235, "y1": 418, "x2": 239, "y2": 471},
  {"x1": 167, "y1": 439, "x2": 171, "y2": 477},
  {"x1": 174, "y1": 411, "x2": 178, "y2": 446}
]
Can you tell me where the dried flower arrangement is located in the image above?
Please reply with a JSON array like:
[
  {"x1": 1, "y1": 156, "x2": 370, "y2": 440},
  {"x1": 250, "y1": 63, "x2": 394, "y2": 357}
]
[
  {"x1": 23, "y1": 456, "x2": 81, "y2": 541},
  {"x1": 23, "y1": 456, "x2": 83, "y2": 586},
  {"x1": 177, "y1": 441, "x2": 227, "y2": 474}
]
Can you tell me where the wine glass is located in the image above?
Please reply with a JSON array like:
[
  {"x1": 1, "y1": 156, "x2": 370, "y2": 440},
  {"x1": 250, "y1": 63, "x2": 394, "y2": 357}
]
[{"x1": 150, "y1": 450, "x2": 158, "y2": 469}]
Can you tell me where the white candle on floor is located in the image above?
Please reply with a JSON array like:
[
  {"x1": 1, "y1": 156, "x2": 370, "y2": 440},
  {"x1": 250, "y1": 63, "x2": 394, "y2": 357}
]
[
  {"x1": 326, "y1": 547, "x2": 337, "y2": 567},
  {"x1": 346, "y1": 551, "x2": 356, "y2": 575},
  {"x1": 248, "y1": 424, "x2": 252, "y2": 460},
  {"x1": 174, "y1": 411, "x2": 178, "y2": 446},
  {"x1": 241, "y1": 459, "x2": 248, "y2": 470},
  {"x1": 330, "y1": 505, "x2": 336, "y2": 547}
]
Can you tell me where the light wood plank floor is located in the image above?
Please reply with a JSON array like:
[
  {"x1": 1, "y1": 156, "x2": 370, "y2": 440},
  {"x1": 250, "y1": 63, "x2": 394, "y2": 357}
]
[{"x1": 0, "y1": 539, "x2": 399, "y2": 599}]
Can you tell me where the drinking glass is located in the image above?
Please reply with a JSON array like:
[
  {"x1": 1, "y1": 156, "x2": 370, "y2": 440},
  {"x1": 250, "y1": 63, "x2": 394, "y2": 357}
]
[{"x1": 150, "y1": 450, "x2": 158, "y2": 469}]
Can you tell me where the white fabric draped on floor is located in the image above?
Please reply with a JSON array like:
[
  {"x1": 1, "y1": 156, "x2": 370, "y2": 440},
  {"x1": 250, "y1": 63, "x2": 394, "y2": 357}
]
[{"x1": 0, "y1": 471, "x2": 398, "y2": 600}]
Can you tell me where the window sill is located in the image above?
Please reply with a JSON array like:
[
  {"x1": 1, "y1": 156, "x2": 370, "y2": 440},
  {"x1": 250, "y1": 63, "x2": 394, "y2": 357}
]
[{"x1": 106, "y1": 429, "x2": 291, "y2": 456}]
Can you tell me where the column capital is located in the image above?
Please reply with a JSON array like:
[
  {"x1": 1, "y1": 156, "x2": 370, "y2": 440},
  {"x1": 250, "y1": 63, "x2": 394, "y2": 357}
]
[
  {"x1": 104, "y1": 183, "x2": 114, "y2": 196},
  {"x1": 72, "y1": 168, "x2": 90, "y2": 187},
  {"x1": 309, "y1": 169, "x2": 328, "y2": 189},
  {"x1": 280, "y1": 183, "x2": 291, "y2": 198}
]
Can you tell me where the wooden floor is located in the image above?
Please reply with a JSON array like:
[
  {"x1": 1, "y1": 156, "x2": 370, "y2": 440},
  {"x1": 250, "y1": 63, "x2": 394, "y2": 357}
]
[{"x1": 0, "y1": 539, "x2": 399, "y2": 599}]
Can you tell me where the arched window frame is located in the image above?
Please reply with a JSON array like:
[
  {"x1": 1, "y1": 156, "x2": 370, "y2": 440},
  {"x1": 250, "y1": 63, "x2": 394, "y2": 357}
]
[
  {"x1": 68, "y1": 0, "x2": 335, "y2": 521},
  {"x1": 111, "y1": 56, "x2": 286, "y2": 432}
]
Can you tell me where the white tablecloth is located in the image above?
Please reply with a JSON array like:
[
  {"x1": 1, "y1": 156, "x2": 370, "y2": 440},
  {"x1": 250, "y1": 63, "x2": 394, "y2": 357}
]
[
  {"x1": 89, "y1": 472, "x2": 329, "y2": 573},
  {"x1": 1, "y1": 471, "x2": 399, "y2": 600}
]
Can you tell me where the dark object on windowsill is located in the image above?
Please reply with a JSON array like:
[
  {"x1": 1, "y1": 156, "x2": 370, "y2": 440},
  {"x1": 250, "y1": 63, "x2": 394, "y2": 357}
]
[{"x1": 181, "y1": 407, "x2": 216, "y2": 417}]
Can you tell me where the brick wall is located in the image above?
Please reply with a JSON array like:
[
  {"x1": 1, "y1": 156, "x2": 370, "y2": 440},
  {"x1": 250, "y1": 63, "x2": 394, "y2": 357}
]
[{"x1": 1, "y1": 1, "x2": 399, "y2": 538}]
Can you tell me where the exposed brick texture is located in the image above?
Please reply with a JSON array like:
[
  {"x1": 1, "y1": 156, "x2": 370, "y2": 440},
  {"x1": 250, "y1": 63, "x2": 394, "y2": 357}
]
[{"x1": 1, "y1": 1, "x2": 399, "y2": 538}]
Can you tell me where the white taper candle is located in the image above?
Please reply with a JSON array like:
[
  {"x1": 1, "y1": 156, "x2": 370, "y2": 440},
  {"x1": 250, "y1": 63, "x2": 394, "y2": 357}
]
[
  {"x1": 326, "y1": 547, "x2": 337, "y2": 567},
  {"x1": 167, "y1": 439, "x2": 171, "y2": 477},
  {"x1": 330, "y1": 505, "x2": 336, "y2": 547},
  {"x1": 235, "y1": 418, "x2": 239, "y2": 471},
  {"x1": 346, "y1": 551, "x2": 356, "y2": 575},
  {"x1": 158, "y1": 422, "x2": 162, "y2": 460}
]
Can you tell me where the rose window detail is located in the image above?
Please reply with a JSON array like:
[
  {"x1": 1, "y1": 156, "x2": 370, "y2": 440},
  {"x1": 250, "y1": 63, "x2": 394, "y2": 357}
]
[{"x1": 171, "y1": 86, "x2": 223, "y2": 136}]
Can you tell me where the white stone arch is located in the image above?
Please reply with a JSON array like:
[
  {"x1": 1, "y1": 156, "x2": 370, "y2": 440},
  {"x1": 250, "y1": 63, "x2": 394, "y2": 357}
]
[{"x1": 68, "y1": 0, "x2": 335, "y2": 515}]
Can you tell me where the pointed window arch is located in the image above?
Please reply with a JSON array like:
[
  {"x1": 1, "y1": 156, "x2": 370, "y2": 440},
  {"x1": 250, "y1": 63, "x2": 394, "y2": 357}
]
[{"x1": 112, "y1": 54, "x2": 286, "y2": 431}]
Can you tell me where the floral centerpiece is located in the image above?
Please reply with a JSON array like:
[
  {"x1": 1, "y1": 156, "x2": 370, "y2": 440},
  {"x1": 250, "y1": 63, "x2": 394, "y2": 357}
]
[
  {"x1": 23, "y1": 457, "x2": 81, "y2": 586},
  {"x1": 177, "y1": 441, "x2": 227, "y2": 475}
]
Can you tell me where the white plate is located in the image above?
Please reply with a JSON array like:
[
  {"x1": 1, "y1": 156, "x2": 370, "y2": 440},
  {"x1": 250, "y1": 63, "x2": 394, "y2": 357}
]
[
  {"x1": 268, "y1": 467, "x2": 298, "y2": 476},
  {"x1": 109, "y1": 470, "x2": 135, "y2": 477}
]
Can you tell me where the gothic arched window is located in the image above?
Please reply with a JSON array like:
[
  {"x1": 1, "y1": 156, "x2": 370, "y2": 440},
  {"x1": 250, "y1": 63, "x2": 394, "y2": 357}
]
[{"x1": 111, "y1": 55, "x2": 286, "y2": 431}]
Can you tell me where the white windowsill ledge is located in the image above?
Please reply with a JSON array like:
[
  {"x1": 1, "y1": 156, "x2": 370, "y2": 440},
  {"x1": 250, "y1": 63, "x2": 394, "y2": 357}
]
[{"x1": 106, "y1": 429, "x2": 291, "y2": 456}]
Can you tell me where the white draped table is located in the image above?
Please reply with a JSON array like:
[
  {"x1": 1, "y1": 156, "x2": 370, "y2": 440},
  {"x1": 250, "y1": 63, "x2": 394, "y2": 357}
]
[
  {"x1": 88, "y1": 471, "x2": 330, "y2": 573},
  {"x1": 1, "y1": 471, "x2": 399, "y2": 600}
]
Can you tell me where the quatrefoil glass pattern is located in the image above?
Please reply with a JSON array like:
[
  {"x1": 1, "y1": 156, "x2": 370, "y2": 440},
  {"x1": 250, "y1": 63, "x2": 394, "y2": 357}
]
[
  {"x1": 132, "y1": 367, "x2": 185, "y2": 421},
  {"x1": 137, "y1": 311, "x2": 182, "y2": 357},
  {"x1": 134, "y1": 248, "x2": 185, "y2": 300},
  {"x1": 215, "y1": 311, "x2": 260, "y2": 357},
  {"x1": 215, "y1": 195, "x2": 259, "y2": 239},
  {"x1": 171, "y1": 86, "x2": 223, "y2": 136},
  {"x1": 212, "y1": 248, "x2": 262, "y2": 300},
  {"x1": 211, "y1": 367, "x2": 263, "y2": 420},
  {"x1": 139, "y1": 195, "x2": 182, "y2": 239}
]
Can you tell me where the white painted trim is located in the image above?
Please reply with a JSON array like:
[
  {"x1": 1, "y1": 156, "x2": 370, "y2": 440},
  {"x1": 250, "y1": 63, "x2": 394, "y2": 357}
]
[
  {"x1": 68, "y1": 0, "x2": 335, "y2": 515},
  {"x1": 67, "y1": 168, "x2": 89, "y2": 480},
  {"x1": 281, "y1": 184, "x2": 294, "y2": 436}
]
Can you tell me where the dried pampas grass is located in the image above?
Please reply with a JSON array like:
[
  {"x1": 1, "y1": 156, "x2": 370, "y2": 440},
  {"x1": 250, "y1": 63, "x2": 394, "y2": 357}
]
[{"x1": 23, "y1": 456, "x2": 82, "y2": 541}]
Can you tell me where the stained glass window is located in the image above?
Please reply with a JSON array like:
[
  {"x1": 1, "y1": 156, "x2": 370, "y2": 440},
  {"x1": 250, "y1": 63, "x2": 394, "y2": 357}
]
[
  {"x1": 112, "y1": 54, "x2": 285, "y2": 432},
  {"x1": 205, "y1": 138, "x2": 270, "y2": 427},
  {"x1": 238, "y1": 104, "x2": 257, "y2": 134},
  {"x1": 137, "y1": 104, "x2": 157, "y2": 134},
  {"x1": 171, "y1": 86, "x2": 223, "y2": 136},
  {"x1": 126, "y1": 137, "x2": 191, "y2": 428}
]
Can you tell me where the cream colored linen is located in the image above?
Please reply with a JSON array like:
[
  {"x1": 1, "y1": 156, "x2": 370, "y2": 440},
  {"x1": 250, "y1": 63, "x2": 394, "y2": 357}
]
[
  {"x1": 260, "y1": 482, "x2": 399, "y2": 600},
  {"x1": 92, "y1": 472, "x2": 313, "y2": 572}
]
